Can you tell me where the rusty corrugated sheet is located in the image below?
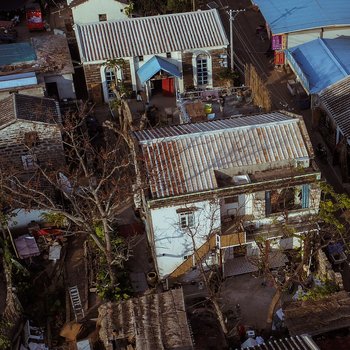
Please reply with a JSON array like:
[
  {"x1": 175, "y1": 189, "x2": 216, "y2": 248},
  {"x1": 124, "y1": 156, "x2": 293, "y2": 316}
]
[
  {"x1": 136, "y1": 113, "x2": 312, "y2": 199},
  {"x1": 75, "y1": 9, "x2": 228, "y2": 62},
  {"x1": 319, "y1": 76, "x2": 350, "y2": 138}
]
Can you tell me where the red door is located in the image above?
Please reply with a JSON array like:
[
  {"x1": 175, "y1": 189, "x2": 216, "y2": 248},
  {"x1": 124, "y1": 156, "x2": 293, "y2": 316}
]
[{"x1": 162, "y1": 78, "x2": 174, "y2": 97}]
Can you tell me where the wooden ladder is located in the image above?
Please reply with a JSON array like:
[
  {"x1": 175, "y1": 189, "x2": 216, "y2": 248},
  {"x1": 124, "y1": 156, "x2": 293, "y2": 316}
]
[{"x1": 69, "y1": 286, "x2": 85, "y2": 321}]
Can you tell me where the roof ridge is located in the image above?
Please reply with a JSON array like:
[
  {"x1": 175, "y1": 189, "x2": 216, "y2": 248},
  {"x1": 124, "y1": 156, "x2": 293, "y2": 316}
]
[
  {"x1": 137, "y1": 114, "x2": 299, "y2": 144},
  {"x1": 76, "y1": 9, "x2": 217, "y2": 28},
  {"x1": 319, "y1": 38, "x2": 348, "y2": 77}
]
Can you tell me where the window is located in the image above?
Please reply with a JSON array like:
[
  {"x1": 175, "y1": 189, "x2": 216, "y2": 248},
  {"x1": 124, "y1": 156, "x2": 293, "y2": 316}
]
[
  {"x1": 166, "y1": 52, "x2": 171, "y2": 58},
  {"x1": 265, "y1": 185, "x2": 310, "y2": 215},
  {"x1": 105, "y1": 67, "x2": 116, "y2": 100},
  {"x1": 24, "y1": 131, "x2": 39, "y2": 148},
  {"x1": 138, "y1": 55, "x2": 144, "y2": 62},
  {"x1": 224, "y1": 196, "x2": 239, "y2": 204},
  {"x1": 196, "y1": 54, "x2": 209, "y2": 85},
  {"x1": 21, "y1": 154, "x2": 37, "y2": 170},
  {"x1": 99, "y1": 14, "x2": 107, "y2": 21},
  {"x1": 179, "y1": 212, "x2": 195, "y2": 229}
]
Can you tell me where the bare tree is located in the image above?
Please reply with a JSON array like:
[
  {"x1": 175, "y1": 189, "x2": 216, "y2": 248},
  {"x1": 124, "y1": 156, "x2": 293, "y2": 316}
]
[
  {"x1": 246, "y1": 182, "x2": 350, "y2": 330},
  {"x1": 0, "y1": 104, "x2": 135, "y2": 294}
]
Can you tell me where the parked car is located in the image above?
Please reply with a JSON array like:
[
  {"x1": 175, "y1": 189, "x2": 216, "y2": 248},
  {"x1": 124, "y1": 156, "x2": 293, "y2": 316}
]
[{"x1": 0, "y1": 28, "x2": 17, "y2": 43}]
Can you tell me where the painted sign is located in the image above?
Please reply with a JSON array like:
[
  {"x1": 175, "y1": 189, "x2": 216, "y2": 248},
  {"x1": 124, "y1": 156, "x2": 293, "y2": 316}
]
[
  {"x1": 274, "y1": 50, "x2": 285, "y2": 65},
  {"x1": 272, "y1": 34, "x2": 287, "y2": 50}
]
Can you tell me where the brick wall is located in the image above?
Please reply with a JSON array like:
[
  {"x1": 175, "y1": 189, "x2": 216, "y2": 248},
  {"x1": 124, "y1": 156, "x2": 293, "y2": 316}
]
[
  {"x1": 182, "y1": 47, "x2": 228, "y2": 89},
  {"x1": 210, "y1": 48, "x2": 228, "y2": 87},
  {"x1": 84, "y1": 60, "x2": 133, "y2": 104},
  {"x1": 0, "y1": 121, "x2": 65, "y2": 174},
  {"x1": 316, "y1": 249, "x2": 344, "y2": 289},
  {"x1": 182, "y1": 52, "x2": 194, "y2": 90},
  {"x1": 83, "y1": 63, "x2": 103, "y2": 104}
]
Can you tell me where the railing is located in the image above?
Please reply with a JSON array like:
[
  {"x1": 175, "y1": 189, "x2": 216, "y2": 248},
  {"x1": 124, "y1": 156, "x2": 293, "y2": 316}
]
[{"x1": 169, "y1": 233, "x2": 217, "y2": 278}]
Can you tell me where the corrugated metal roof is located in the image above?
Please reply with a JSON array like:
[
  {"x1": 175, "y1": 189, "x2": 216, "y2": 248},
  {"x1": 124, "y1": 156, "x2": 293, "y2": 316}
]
[
  {"x1": 0, "y1": 72, "x2": 37, "y2": 90},
  {"x1": 286, "y1": 38, "x2": 350, "y2": 94},
  {"x1": 319, "y1": 76, "x2": 350, "y2": 137},
  {"x1": 238, "y1": 335, "x2": 320, "y2": 350},
  {"x1": 134, "y1": 112, "x2": 311, "y2": 199},
  {"x1": 75, "y1": 9, "x2": 228, "y2": 62},
  {"x1": 254, "y1": 0, "x2": 350, "y2": 35}
]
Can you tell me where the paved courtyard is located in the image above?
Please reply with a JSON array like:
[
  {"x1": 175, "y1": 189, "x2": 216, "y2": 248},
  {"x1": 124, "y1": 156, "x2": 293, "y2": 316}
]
[{"x1": 220, "y1": 274, "x2": 277, "y2": 330}]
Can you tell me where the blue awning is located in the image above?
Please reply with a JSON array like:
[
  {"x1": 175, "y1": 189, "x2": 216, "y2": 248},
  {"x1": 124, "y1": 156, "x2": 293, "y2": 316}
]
[{"x1": 137, "y1": 56, "x2": 181, "y2": 85}]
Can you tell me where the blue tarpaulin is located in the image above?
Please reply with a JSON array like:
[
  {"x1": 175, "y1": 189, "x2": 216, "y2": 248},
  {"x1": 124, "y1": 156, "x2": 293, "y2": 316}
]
[
  {"x1": 137, "y1": 56, "x2": 181, "y2": 85},
  {"x1": 0, "y1": 42, "x2": 36, "y2": 66},
  {"x1": 253, "y1": 0, "x2": 350, "y2": 35},
  {"x1": 285, "y1": 37, "x2": 350, "y2": 93}
]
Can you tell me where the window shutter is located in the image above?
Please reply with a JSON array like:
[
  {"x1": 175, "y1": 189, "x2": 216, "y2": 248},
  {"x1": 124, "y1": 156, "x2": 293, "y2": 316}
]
[
  {"x1": 265, "y1": 191, "x2": 271, "y2": 216},
  {"x1": 302, "y1": 184, "x2": 310, "y2": 208}
]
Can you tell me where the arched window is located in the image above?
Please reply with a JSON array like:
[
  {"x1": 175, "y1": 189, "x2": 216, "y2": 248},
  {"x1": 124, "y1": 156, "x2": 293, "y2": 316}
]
[
  {"x1": 196, "y1": 54, "x2": 209, "y2": 86},
  {"x1": 101, "y1": 65, "x2": 123, "y2": 102},
  {"x1": 105, "y1": 67, "x2": 116, "y2": 100}
]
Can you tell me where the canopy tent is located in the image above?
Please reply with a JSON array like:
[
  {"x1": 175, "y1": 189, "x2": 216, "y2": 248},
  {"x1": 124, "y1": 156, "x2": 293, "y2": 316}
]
[
  {"x1": 137, "y1": 56, "x2": 181, "y2": 85},
  {"x1": 14, "y1": 235, "x2": 40, "y2": 259}
]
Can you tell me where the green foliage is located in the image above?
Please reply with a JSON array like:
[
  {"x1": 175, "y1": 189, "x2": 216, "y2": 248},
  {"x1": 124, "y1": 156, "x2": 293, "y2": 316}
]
[
  {"x1": 216, "y1": 68, "x2": 239, "y2": 82},
  {"x1": 0, "y1": 318, "x2": 12, "y2": 349},
  {"x1": 301, "y1": 279, "x2": 339, "y2": 301},
  {"x1": 94, "y1": 221, "x2": 105, "y2": 240},
  {"x1": 166, "y1": 0, "x2": 192, "y2": 13},
  {"x1": 319, "y1": 183, "x2": 350, "y2": 232},
  {"x1": 96, "y1": 269, "x2": 132, "y2": 302},
  {"x1": 103, "y1": 58, "x2": 126, "y2": 71},
  {"x1": 124, "y1": 2, "x2": 134, "y2": 17},
  {"x1": 40, "y1": 212, "x2": 67, "y2": 228}
]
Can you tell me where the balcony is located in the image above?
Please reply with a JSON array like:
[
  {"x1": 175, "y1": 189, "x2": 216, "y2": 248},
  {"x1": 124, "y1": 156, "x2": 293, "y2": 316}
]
[{"x1": 221, "y1": 217, "x2": 246, "y2": 247}]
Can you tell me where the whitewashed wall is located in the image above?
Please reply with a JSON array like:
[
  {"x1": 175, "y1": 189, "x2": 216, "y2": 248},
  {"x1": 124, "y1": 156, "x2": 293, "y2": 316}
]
[
  {"x1": 150, "y1": 199, "x2": 220, "y2": 278},
  {"x1": 287, "y1": 26, "x2": 350, "y2": 48},
  {"x1": 45, "y1": 74, "x2": 76, "y2": 100},
  {"x1": 71, "y1": 0, "x2": 128, "y2": 24}
]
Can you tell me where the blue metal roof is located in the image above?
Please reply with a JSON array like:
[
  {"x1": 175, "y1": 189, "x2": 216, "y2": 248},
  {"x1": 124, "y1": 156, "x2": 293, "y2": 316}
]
[
  {"x1": 0, "y1": 72, "x2": 37, "y2": 90},
  {"x1": 0, "y1": 42, "x2": 37, "y2": 66},
  {"x1": 254, "y1": 0, "x2": 350, "y2": 34},
  {"x1": 285, "y1": 37, "x2": 350, "y2": 94},
  {"x1": 137, "y1": 56, "x2": 181, "y2": 85}
]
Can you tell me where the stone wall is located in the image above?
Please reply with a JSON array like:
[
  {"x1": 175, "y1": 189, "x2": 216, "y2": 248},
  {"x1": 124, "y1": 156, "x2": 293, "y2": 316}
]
[
  {"x1": 316, "y1": 249, "x2": 344, "y2": 289},
  {"x1": 0, "y1": 121, "x2": 65, "y2": 174},
  {"x1": 182, "y1": 52, "x2": 194, "y2": 90},
  {"x1": 83, "y1": 60, "x2": 133, "y2": 104},
  {"x1": 210, "y1": 48, "x2": 228, "y2": 87},
  {"x1": 83, "y1": 63, "x2": 103, "y2": 103}
]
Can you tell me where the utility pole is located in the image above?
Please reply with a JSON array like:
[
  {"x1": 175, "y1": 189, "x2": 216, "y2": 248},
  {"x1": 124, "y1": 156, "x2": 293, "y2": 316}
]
[
  {"x1": 228, "y1": 9, "x2": 246, "y2": 72},
  {"x1": 192, "y1": 0, "x2": 196, "y2": 11}
]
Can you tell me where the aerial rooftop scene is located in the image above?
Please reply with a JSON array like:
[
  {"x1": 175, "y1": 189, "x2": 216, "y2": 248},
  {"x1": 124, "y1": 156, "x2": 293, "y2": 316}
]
[{"x1": 1, "y1": 0, "x2": 350, "y2": 349}]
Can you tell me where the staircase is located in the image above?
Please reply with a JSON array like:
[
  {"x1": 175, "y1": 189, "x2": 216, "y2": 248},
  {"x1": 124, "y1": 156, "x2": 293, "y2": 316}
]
[
  {"x1": 170, "y1": 234, "x2": 217, "y2": 278},
  {"x1": 69, "y1": 286, "x2": 85, "y2": 321}
]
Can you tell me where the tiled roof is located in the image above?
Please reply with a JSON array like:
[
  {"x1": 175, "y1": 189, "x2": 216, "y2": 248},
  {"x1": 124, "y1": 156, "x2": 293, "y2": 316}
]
[
  {"x1": 0, "y1": 94, "x2": 61, "y2": 128},
  {"x1": 98, "y1": 288, "x2": 193, "y2": 350},
  {"x1": 134, "y1": 112, "x2": 312, "y2": 199},
  {"x1": 75, "y1": 9, "x2": 228, "y2": 62},
  {"x1": 319, "y1": 76, "x2": 350, "y2": 138}
]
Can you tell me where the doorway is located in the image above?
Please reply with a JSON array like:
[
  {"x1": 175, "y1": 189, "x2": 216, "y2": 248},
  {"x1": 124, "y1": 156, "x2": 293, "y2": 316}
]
[{"x1": 46, "y1": 82, "x2": 59, "y2": 99}]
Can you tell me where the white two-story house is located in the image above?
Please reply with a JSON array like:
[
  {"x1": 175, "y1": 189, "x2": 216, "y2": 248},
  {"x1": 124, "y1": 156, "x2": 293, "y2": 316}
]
[
  {"x1": 67, "y1": 0, "x2": 129, "y2": 25},
  {"x1": 132, "y1": 112, "x2": 321, "y2": 280}
]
